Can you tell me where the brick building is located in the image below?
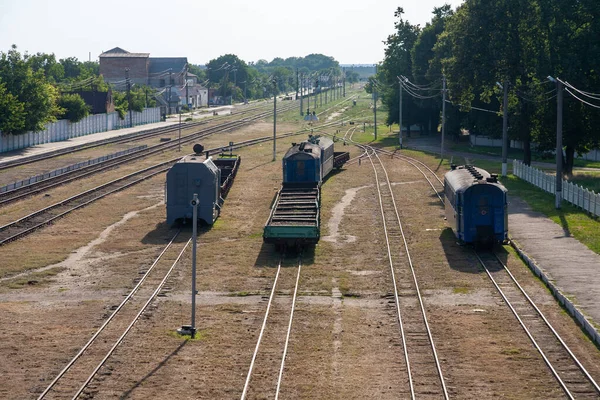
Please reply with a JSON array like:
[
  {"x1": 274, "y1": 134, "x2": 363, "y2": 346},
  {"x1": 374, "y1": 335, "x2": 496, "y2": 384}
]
[
  {"x1": 99, "y1": 47, "x2": 149, "y2": 85},
  {"x1": 99, "y1": 47, "x2": 208, "y2": 113}
]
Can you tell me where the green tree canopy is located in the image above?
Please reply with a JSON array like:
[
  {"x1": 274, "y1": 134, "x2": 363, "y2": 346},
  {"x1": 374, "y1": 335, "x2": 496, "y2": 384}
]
[{"x1": 0, "y1": 45, "x2": 62, "y2": 134}]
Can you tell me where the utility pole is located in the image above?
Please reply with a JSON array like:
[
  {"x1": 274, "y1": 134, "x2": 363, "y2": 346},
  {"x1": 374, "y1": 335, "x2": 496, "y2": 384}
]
[
  {"x1": 232, "y1": 68, "x2": 237, "y2": 104},
  {"x1": 319, "y1": 76, "x2": 322, "y2": 107},
  {"x1": 373, "y1": 69, "x2": 378, "y2": 140},
  {"x1": 168, "y1": 69, "x2": 173, "y2": 115},
  {"x1": 343, "y1": 67, "x2": 346, "y2": 97},
  {"x1": 500, "y1": 80, "x2": 509, "y2": 177},
  {"x1": 185, "y1": 65, "x2": 189, "y2": 110},
  {"x1": 296, "y1": 68, "x2": 299, "y2": 100},
  {"x1": 550, "y1": 77, "x2": 564, "y2": 209},
  {"x1": 273, "y1": 79, "x2": 277, "y2": 162},
  {"x1": 179, "y1": 194, "x2": 199, "y2": 338},
  {"x1": 178, "y1": 110, "x2": 182, "y2": 152},
  {"x1": 125, "y1": 68, "x2": 133, "y2": 128},
  {"x1": 300, "y1": 74, "x2": 303, "y2": 115},
  {"x1": 398, "y1": 77, "x2": 403, "y2": 149},
  {"x1": 441, "y1": 76, "x2": 447, "y2": 160},
  {"x1": 313, "y1": 78, "x2": 317, "y2": 111}
]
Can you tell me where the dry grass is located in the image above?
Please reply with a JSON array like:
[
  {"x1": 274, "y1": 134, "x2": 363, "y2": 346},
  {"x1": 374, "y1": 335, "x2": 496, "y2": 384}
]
[{"x1": 2, "y1": 103, "x2": 600, "y2": 399}]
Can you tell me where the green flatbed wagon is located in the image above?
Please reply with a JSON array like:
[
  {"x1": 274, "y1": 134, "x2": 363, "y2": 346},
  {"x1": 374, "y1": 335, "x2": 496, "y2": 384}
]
[{"x1": 263, "y1": 185, "x2": 320, "y2": 247}]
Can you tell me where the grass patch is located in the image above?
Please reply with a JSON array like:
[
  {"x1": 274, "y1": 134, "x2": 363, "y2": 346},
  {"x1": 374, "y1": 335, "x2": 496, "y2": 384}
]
[
  {"x1": 453, "y1": 287, "x2": 471, "y2": 294},
  {"x1": 568, "y1": 172, "x2": 600, "y2": 193},
  {"x1": 4, "y1": 267, "x2": 66, "y2": 289},
  {"x1": 502, "y1": 175, "x2": 600, "y2": 255},
  {"x1": 500, "y1": 348, "x2": 522, "y2": 355},
  {"x1": 226, "y1": 291, "x2": 261, "y2": 297},
  {"x1": 169, "y1": 328, "x2": 209, "y2": 341}
]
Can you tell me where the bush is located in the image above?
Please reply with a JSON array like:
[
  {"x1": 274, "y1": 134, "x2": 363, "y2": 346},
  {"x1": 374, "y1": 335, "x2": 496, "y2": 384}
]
[{"x1": 58, "y1": 93, "x2": 90, "y2": 122}]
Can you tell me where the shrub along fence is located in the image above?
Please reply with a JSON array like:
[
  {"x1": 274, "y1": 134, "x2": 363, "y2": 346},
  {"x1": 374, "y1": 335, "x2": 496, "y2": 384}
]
[
  {"x1": 0, "y1": 108, "x2": 160, "y2": 153},
  {"x1": 513, "y1": 160, "x2": 600, "y2": 217}
]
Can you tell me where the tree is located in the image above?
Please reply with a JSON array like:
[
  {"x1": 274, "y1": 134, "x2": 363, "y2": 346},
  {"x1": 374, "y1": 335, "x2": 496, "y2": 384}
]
[
  {"x1": 0, "y1": 45, "x2": 62, "y2": 135},
  {"x1": 378, "y1": 7, "x2": 421, "y2": 133},
  {"x1": 27, "y1": 52, "x2": 64, "y2": 83},
  {"x1": 0, "y1": 80, "x2": 26, "y2": 133},
  {"x1": 58, "y1": 93, "x2": 90, "y2": 122}
]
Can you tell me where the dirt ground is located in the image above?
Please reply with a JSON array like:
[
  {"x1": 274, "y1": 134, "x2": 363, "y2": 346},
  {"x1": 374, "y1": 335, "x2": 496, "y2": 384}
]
[{"x1": 1, "y1": 101, "x2": 600, "y2": 399}]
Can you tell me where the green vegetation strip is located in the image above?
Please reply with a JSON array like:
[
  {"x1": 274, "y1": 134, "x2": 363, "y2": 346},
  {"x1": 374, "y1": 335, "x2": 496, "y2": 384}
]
[{"x1": 501, "y1": 176, "x2": 600, "y2": 255}]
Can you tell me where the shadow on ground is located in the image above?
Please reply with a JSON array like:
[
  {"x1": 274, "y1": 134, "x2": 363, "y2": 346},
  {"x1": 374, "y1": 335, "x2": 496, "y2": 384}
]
[
  {"x1": 439, "y1": 227, "x2": 507, "y2": 273},
  {"x1": 120, "y1": 339, "x2": 188, "y2": 399},
  {"x1": 141, "y1": 221, "x2": 213, "y2": 245},
  {"x1": 253, "y1": 241, "x2": 316, "y2": 268}
]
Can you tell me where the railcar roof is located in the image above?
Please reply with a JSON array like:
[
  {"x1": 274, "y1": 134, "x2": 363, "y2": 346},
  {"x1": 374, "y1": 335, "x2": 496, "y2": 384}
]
[
  {"x1": 445, "y1": 165, "x2": 507, "y2": 193},
  {"x1": 173, "y1": 155, "x2": 218, "y2": 172},
  {"x1": 284, "y1": 142, "x2": 321, "y2": 159}
]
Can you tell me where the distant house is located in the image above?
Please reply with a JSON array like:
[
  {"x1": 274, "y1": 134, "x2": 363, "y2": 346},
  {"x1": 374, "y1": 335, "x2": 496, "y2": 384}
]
[{"x1": 99, "y1": 47, "x2": 207, "y2": 113}]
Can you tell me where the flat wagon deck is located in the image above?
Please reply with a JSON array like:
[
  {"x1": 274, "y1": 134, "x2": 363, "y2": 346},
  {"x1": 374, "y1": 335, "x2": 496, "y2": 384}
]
[{"x1": 263, "y1": 185, "x2": 320, "y2": 247}]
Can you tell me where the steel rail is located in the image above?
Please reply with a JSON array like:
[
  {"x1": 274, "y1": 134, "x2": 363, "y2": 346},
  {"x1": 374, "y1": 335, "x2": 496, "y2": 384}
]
[
  {"x1": 241, "y1": 257, "x2": 284, "y2": 400},
  {"x1": 275, "y1": 255, "x2": 303, "y2": 400},
  {"x1": 0, "y1": 103, "x2": 295, "y2": 206},
  {"x1": 373, "y1": 148, "x2": 445, "y2": 205},
  {"x1": 0, "y1": 100, "x2": 276, "y2": 172},
  {"x1": 37, "y1": 229, "x2": 182, "y2": 399},
  {"x1": 0, "y1": 119, "x2": 303, "y2": 247},
  {"x1": 0, "y1": 122, "x2": 202, "y2": 171},
  {"x1": 475, "y1": 252, "x2": 600, "y2": 398},
  {"x1": 346, "y1": 126, "x2": 449, "y2": 398},
  {"x1": 371, "y1": 148, "x2": 449, "y2": 399},
  {"x1": 361, "y1": 145, "x2": 415, "y2": 398},
  {"x1": 71, "y1": 238, "x2": 192, "y2": 399}
]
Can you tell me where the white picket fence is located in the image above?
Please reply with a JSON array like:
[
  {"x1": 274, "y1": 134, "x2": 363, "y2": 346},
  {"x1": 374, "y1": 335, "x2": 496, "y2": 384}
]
[
  {"x1": 0, "y1": 108, "x2": 160, "y2": 153},
  {"x1": 513, "y1": 160, "x2": 600, "y2": 217}
]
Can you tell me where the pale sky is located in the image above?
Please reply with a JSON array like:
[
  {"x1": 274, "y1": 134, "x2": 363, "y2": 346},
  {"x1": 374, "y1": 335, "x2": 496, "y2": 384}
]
[{"x1": 0, "y1": 0, "x2": 463, "y2": 65}]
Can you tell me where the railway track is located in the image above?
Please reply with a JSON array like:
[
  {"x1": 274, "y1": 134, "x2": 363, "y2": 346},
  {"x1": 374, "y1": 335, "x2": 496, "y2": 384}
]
[
  {"x1": 350, "y1": 131, "x2": 448, "y2": 399},
  {"x1": 0, "y1": 101, "x2": 270, "y2": 172},
  {"x1": 350, "y1": 137, "x2": 600, "y2": 397},
  {"x1": 0, "y1": 103, "x2": 296, "y2": 207},
  {"x1": 241, "y1": 255, "x2": 303, "y2": 400},
  {"x1": 475, "y1": 252, "x2": 600, "y2": 399},
  {"x1": 36, "y1": 230, "x2": 191, "y2": 399},
  {"x1": 0, "y1": 131, "x2": 302, "y2": 247}
]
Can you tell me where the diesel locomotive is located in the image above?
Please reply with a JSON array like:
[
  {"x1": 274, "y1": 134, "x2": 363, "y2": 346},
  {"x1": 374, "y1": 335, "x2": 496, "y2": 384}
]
[{"x1": 263, "y1": 135, "x2": 349, "y2": 248}]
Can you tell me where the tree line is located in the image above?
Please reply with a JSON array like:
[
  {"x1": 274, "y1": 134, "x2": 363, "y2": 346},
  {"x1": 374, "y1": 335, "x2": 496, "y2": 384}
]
[
  {"x1": 0, "y1": 45, "x2": 156, "y2": 135},
  {"x1": 1, "y1": 46, "x2": 356, "y2": 136},
  {"x1": 372, "y1": 1, "x2": 600, "y2": 174},
  {"x1": 191, "y1": 53, "x2": 359, "y2": 103}
]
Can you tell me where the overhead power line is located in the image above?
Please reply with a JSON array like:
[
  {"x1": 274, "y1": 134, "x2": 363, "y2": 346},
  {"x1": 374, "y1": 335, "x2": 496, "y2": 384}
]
[{"x1": 445, "y1": 100, "x2": 500, "y2": 114}]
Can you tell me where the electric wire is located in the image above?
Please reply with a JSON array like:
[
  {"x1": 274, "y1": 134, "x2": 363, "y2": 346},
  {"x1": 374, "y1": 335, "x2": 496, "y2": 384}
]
[
  {"x1": 445, "y1": 100, "x2": 500, "y2": 114},
  {"x1": 563, "y1": 81, "x2": 600, "y2": 100},
  {"x1": 565, "y1": 87, "x2": 600, "y2": 109}
]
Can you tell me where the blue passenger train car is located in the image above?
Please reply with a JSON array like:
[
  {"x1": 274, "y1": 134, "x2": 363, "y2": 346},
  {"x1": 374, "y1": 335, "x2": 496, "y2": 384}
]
[{"x1": 444, "y1": 165, "x2": 508, "y2": 246}]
